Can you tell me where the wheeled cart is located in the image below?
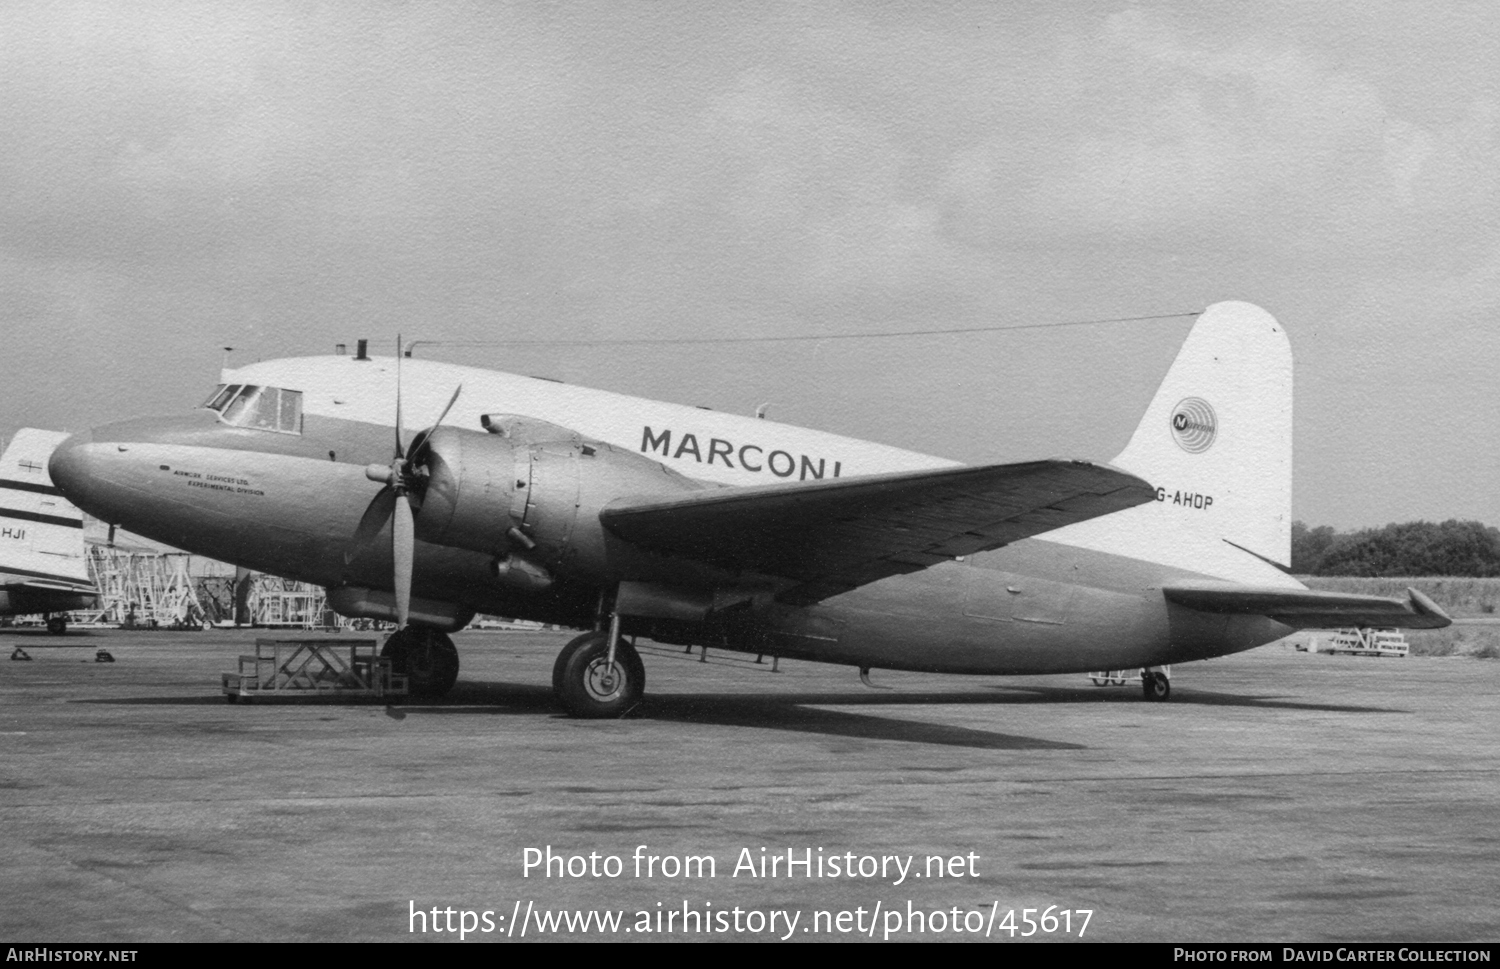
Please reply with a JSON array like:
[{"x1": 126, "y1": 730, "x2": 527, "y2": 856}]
[{"x1": 222, "y1": 638, "x2": 407, "y2": 702}]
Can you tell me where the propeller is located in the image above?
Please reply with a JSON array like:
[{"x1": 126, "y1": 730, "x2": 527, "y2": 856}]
[{"x1": 343, "y1": 335, "x2": 462, "y2": 628}]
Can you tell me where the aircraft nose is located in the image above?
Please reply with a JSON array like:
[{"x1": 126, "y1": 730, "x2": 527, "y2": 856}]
[
  {"x1": 48, "y1": 428, "x2": 90, "y2": 492},
  {"x1": 48, "y1": 420, "x2": 184, "y2": 526},
  {"x1": 48, "y1": 427, "x2": 112, "y2": 517},
  {"x1": 50, "y1": 411, "x2": 229, "y2": 504}
]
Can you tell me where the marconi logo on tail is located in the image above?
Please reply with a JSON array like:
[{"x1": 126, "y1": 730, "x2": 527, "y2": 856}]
[{"x1": 1170, "y1": 398, "x2": 1217, "y2": 454}]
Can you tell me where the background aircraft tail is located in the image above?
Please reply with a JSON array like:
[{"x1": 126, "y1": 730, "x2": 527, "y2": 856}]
[
  {"x1": 0, "y1": 429, "x2": 94, "y2": 587},
  {"x1": 1041, "y1": 301, "x2": 1297, "y2": 585}
]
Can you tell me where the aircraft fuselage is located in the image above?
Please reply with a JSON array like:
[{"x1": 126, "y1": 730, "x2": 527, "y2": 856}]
[{"x1": 49, "y1": 355, "x2": 1290, "y2": 677}]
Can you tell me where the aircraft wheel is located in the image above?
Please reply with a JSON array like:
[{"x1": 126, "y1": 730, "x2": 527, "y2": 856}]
[
  {"x1": 45, "y1": 615, "x2": 67, "y2": 635},
  {"x1": 553, "y1": 632, "x2": 644, "y2": 719},
  {"x1": 1142, "y1": 670, "x2": 1171, "y2": 701},
  {"x1": 383, "y1": 627, "x2": 459, "y2": 699}
]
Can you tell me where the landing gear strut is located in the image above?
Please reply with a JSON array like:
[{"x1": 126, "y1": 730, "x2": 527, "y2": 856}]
[
  {"x1": 552, "y1": 631, "x2": 645, "y2": 719},
  {"x1": 382, "y1": 626, "x2": 459, "y2": 698},
  {"x1": 1142, "y1": 669, "x2": 1171, "y2": 701}
]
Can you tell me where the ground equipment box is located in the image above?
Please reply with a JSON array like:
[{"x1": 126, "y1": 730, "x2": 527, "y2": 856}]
[
  {"x1": 1305, "y1": 628, "x2": 1409, "y2": 657},
  {"x1": 222, "y1": 637, "x2": 408, "y2": 702}
]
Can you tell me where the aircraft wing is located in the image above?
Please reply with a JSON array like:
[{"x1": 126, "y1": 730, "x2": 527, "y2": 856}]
[
  {"x1": 1162, "y1": 583, "x2": 1451, "y2": 630},
  {"x1": 601, "y1": 460, "x2": 1155, "y2": 605}
]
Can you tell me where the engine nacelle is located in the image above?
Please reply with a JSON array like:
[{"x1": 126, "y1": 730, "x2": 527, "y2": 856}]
[
  {"x1": 413, "y1": 422, "x2": 701, "y2": 584},
  {"x1": 326, "y1": 585, "x2": 474, "y2": 632}
]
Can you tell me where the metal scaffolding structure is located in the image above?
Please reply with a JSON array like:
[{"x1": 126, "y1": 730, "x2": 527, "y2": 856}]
[
  {"x1": 86, "y1": 544, "x2": 206, "y2": 627},
  {"x1": 72, "y1": 542, "x2": 337, "y2": 630},
  {"x1": 247, "y1": 575, "x2": 333, "y2": 628}
]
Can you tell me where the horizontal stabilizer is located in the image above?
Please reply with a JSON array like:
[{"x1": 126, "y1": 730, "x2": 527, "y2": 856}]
[
  {"x1": 1162, "y1": 583, "x2": 1451, "y2": 630},
  {"x1": 603, "y1": 460, "x2": 1155, "y2": 605}
]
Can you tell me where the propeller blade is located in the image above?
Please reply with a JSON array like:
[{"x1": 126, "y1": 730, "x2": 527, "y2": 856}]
[
  {"x1": 408, "y1": 384, "x2": 463, "y2": 462},
  {"x1": 394, "y1": 334, "x2": 405, "y2": 459},
  {"x1": 432, "y1": 383, "x2": 463, "y2": 428},
  {"x1": 344, "y1": 488, "x2": 396, "y2": 565},
  {"x1": 392, "y1": 491, "x2": 414, "y2": 628}
]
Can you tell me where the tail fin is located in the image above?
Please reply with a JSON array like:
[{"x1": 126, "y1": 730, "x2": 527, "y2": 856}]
[
  {"x1": 0, "y1": 429, "x2": 94, "y2": 587},
  {"x1": 1042, "y1": 301, "x2": 1296, "y2": 585}
]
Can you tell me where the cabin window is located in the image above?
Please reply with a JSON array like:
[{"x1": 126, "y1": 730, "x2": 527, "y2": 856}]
[{"x1": 202, "y1": 384, "x2": 303, "y2": 434}]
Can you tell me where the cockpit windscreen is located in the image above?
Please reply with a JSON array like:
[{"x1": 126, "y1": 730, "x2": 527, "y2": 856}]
[{"x1": 199, "y1": 384, "x2": 303, "y2": 434}]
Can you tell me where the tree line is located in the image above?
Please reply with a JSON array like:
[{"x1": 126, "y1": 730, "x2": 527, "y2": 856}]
[{"x1": 1291, "y1": 519, "x2": 1500, "y2": 576}]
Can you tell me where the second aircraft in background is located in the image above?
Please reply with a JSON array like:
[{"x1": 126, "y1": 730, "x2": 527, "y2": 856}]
[{"x1": 1, "y1": 429, "x2": 99, "y2": 634}]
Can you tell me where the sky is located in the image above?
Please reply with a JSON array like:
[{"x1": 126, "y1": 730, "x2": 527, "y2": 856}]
[{"x1": 1, "y1": 2, "x2": 1497, "y2": 530}]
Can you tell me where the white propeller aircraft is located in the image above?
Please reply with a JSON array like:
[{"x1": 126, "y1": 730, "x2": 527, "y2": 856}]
[
  {"x1": 47, "y1": 302, "x2": 1447, "y2": 714},
  {"x1": 1, "y1": 429, "x2": 99, "y2": 633}
]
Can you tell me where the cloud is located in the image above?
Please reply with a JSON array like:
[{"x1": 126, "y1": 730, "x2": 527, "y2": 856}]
[
  {"x1": 938, "y1": 7, "x2": 1500, "y2": 259},
  {"x1": 694, "y1": 72, "x2": 974, "y2": 306},
  {"x1": 0, "y1": 3, "x2": 580, "y2": 267}
]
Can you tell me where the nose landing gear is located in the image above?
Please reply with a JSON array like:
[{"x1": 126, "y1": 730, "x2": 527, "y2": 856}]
[{"x1": 1142, "y1": 668, "x2": 1171, "y2": 701}]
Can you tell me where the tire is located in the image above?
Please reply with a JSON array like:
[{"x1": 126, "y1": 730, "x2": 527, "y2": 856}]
[
  {"x1": 1142, "y1": 671, "x2": 1171, "y2": 701},
  {"x1": 553, "y1": 632, "x2": 645, "y2": 719},
  {"x1": 552, "y1": 633, "x2": 592, "y2": 696},
  {"x1": 383, "y1": 627, "x2": 460, "y2": 699},
  {"x1": 46, "y1": 616, "x2": 66, "y2": 635}
]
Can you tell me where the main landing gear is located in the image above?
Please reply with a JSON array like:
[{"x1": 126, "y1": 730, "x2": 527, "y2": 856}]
[
  {"x1": 1141, "y1": 668, "x2": 1171, "y2": 701},
  {"x1": 383, "y1": 626, "x2": 459, "y2": 699},
  {"x1": 552, "y1": 631, "x2": 645, "y2": 719}
]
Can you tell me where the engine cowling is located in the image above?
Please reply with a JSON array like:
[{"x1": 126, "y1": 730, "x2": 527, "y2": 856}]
[{"x1": 411, "y1": 421, "x2": 701, "y2": 585}]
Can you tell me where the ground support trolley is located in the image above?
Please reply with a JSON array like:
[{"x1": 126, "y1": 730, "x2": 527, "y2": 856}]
[
  {"x1": 1087, "y1": 666, "x2": 1171, "y2": 687},
  {"x1": 222, "y1": 638, "x2": 408, "y2": 702},
  {"x1": 1309, "y1": 628, "x2": 1409, "y2": 657}
]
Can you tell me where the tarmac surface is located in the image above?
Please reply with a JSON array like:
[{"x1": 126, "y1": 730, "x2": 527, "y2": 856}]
[{"x1": 1, "y1": 626, "x2": 1496, "y2": 943}]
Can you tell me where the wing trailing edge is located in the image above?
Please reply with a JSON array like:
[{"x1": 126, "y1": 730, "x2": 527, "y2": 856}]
[
  {"x1": 1162, "y1": 583, "x2": 1451, "y2": 630},
  {"x1": 602, "y1": 459, "x2": 1156, "y2": 605}
]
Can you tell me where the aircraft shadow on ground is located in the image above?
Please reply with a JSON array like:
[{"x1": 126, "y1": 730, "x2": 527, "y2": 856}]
[
  {"x1": 404, "y1": 679, "x2": 1405, "y2": 722},
  {"x1": 637, "y1": 694, "x2": 1085, "y2": 749},
  {"x1": 388, "y1": 681, "x2": 1083, "y2": 749},
  {"x1": 66, "y1": 679, "x2": 1403, "y2": 742}
]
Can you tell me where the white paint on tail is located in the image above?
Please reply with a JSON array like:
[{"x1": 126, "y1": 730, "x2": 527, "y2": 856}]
[
  {"x1": 1041, "y1": 301, "x2": 1301, "y2": 587},
  {"x1": 0, "y1": 429, "x2": 93, "y2": 586}
]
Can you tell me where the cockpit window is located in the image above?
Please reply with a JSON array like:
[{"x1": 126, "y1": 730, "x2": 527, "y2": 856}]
[
  {"x1": 202, "y1": 384, "x2": 239, "y2": 411},
  {"x1": 221, "y1": 385, "x2": 261, "y2": 425},
  {"x1": 278, "y1": 389, "x2": 300, "y2": 431},
  {"x1": 200, "y1": 384, "x2": 303, "y2": 434}
]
